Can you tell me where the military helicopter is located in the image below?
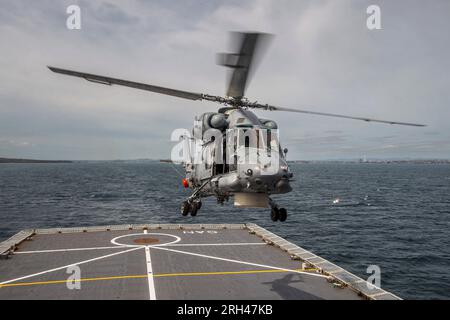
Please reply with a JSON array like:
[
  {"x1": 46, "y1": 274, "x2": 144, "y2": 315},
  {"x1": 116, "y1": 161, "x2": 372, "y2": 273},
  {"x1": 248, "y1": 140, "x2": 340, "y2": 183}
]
[{"x1": 48, "y1": 32, "x2": 425, "y2": 222}]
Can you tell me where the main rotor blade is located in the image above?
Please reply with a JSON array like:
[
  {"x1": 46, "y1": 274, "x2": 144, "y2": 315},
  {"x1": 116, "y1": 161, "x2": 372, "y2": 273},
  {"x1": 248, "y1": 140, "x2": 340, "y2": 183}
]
[
  {"x1": 218, "y1": 32, "x2": 272, "y2": 99},
  {"x1": 249, "y1": 103, "x2": 426, "y2": 127},
  {"x1": 48, "y1": 66, "x2": 206, "y2": 101}
]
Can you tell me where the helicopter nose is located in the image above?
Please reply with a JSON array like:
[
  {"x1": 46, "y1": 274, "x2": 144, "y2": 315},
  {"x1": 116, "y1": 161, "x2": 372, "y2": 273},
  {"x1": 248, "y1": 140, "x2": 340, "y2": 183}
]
[
  {"x1": 241, "y1": 164, "x2": 292, "y2": 193},
  {"x1": 276, "y1": 178, "x2": 292, "y2": 193}
]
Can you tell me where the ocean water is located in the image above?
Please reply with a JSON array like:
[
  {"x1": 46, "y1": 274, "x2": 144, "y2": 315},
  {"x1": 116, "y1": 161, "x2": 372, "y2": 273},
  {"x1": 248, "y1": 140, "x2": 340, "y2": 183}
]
[{"x1": 0, "y1": 161, "x2": 449, "y2": 299}]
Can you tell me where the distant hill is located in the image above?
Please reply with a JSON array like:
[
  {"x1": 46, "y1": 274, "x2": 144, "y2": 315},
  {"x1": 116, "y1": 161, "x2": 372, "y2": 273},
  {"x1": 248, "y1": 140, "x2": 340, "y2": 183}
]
[{"x1": 0, "y1": 158, "x2": 72, "y2": 164}]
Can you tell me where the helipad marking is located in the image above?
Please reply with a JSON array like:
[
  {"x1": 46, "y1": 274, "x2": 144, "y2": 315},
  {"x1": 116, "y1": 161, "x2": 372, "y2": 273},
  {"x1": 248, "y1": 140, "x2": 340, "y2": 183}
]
[
  {"x1": 154, "y1": 268, "x2": 317, "y2": 278},
  {"x1": 165, "y1": 242, "x2": 266, "y2": 247},
  {"x1": 0, "y1": 247, "x2": 142, "y2": 286},
  {"x1": 143, "y1": 230, "x2": 156, "y2": 300},
  {"x1": 13, "y1": 243, "x2": 265, "y2": 254},
  {"x1": 1, "y1": 232, "x2": 323, "y2": 296},
  {"x1": 0, "y1": 268, "x2": 317, "y2": 289},
  {"x1": 111, "y1": 233, "x2": 181, "y2": 248},
  {"x1": 0, "y1": 275, "x2": 148, "y2": 288},
  {"x1": 15, "y1": 246, "x2": 129, "y2": 254},
  {"x1": 151, "y1": 245, "x2": 329, "y2": 279}
]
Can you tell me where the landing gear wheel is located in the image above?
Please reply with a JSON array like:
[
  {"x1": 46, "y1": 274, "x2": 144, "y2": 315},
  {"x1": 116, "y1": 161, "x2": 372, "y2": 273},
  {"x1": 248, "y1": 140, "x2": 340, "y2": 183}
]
[
  {"x1": 190, "y1": 202, "x2": 199, "y2": 217},
  {"x1": 279, "y1": 208, "x2": 287, "y2": 222},
  {"x1": 270, "y1": 207, "x2": 280, "y2": 222},
  {"x1": 181, "y1": 201, "x2": 190, "y2": 216}
]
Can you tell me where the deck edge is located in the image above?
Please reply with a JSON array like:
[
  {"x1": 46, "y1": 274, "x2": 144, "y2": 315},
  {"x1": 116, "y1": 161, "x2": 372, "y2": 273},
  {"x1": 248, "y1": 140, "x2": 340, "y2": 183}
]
[
  {"x1": 244, "y1": 223, "x2": 402, "y2": 301},
  {"x1": 0, "y1": 229, "x2": 35, "y2": 258}
]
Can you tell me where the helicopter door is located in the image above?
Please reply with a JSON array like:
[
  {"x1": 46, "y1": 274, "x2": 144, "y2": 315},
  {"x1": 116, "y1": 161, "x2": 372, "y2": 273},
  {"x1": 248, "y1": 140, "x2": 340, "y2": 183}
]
[
  {"x1": 201, "y1": 143, "x2": 214, "y2": 179},
  {"x1": 213, "y1": 135, "x2": 227, "y2": 175},
  {"x1": 235, "y1": 128, "x2": 258, "y2": 170}
]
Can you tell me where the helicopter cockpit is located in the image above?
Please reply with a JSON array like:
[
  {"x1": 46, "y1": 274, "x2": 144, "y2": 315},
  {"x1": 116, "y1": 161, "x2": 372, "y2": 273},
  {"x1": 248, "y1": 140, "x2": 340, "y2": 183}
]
[{"x1": 197, "y1": 109, "x2": 286, "y2": 177}]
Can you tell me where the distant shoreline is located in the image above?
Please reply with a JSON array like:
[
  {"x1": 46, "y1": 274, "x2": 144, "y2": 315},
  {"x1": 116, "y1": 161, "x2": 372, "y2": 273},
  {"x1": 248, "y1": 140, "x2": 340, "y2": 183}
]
[
  {"x1": 1, "y1": 157, "x2": 449, "y2": 164},
  {"x1": 289, "y1": 159, "x2": 450, "y2": 164},
  {"x1": 0, "y1": 158, "x2": 73, "y2": 164}
]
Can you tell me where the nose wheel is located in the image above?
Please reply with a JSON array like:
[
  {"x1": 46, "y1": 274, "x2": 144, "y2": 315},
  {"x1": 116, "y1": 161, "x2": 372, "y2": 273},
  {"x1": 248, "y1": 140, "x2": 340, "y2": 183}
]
[{"x1": 269, "y1": 198, "x2": 287, "y2": 222}]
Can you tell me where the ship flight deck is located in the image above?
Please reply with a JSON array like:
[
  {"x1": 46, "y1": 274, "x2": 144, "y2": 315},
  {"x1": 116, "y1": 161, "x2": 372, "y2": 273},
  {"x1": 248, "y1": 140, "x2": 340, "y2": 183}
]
[{"x1": 0, "y1": 224, "x2": 400, "y2": 300}]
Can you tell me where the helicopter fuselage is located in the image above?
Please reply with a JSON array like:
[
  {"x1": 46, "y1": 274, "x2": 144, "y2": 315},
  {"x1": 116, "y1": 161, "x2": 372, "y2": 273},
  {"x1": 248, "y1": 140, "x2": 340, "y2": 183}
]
[{"x1": 182, "y1": 108, "x2": 293, "y2": 207}]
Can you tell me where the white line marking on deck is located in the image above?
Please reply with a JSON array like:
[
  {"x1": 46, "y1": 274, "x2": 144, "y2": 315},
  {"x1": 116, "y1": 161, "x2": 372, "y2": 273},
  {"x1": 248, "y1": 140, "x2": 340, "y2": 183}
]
[
  {"x1": 143, "y1": 230, "x2": 156, "y2": 300},
  {"x1": 15, "y1": 246, "x2": 129, "y2": 254},
  {"x1": 150, "y1": 246, "x2": 328, "y2": 279},
  {"x1": 165, "y1": 242, "x2": 266, "y2": 247},
  {"x1": 12, "y1": 242, "x2": 264, "y2": 254},
  {"x1": 0, "y1": 247, "x2": 142, "y2": 285}
]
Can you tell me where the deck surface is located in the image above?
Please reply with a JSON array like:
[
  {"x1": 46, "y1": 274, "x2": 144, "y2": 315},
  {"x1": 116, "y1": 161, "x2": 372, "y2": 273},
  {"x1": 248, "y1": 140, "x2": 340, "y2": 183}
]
[{"x1": 0, "y1": 224, "x2": 398, "y2": 300}]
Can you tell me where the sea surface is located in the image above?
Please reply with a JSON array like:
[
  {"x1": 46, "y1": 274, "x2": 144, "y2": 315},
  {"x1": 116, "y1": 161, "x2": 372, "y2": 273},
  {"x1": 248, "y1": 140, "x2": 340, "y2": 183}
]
[{"x1": 0, "y1": 161, "x2": 449, "y2": 299}]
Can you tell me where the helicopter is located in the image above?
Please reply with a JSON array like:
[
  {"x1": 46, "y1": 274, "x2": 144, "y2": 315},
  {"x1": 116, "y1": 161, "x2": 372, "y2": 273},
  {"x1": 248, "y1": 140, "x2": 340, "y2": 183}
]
[{"x1": 48, "y1": 32, "x2": 425, "y2": 222}]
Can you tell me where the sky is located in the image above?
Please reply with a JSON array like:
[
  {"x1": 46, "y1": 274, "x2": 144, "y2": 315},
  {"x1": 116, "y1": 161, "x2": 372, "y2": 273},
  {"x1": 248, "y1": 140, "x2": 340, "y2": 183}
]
[{"x1": 0, "y1": 0, "x2": 449, "y2": 160}]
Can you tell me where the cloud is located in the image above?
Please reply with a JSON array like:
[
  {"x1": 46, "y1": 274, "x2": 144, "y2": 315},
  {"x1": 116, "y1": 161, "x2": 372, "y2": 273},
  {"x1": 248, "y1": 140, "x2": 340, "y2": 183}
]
[
  {"x1": 0, "y1": 139, "x2": 34, "y2": 148},
  {"x1": 0, "y1": 0, "x2": 449, "y2": 159}
]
